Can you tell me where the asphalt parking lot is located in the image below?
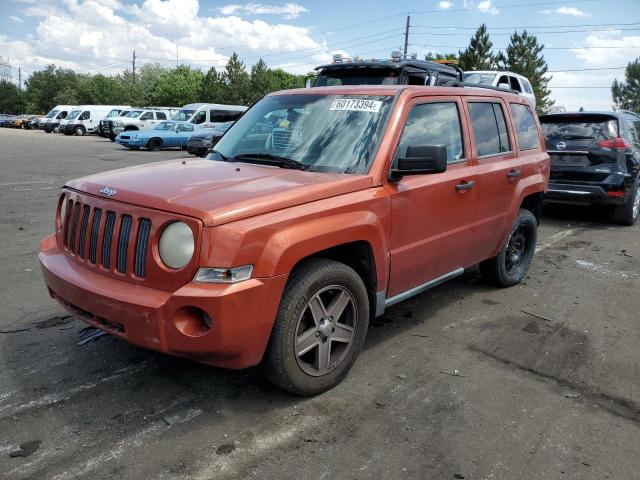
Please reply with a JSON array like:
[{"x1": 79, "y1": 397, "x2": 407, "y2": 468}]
[{"x1": 1, "y1": 127, "x2": 639, "y2": 480}]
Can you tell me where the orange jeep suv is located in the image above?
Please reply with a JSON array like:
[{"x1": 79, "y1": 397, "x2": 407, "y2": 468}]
[{"x1": 40, "y1": 86, "x2": 550, "y2": 395}]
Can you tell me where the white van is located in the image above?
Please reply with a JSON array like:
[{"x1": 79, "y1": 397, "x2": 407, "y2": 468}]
[
  {"x1": 462, "y1": 71, "x2": 536, "y2": 106},
  {"x1": 59, "y1": 105, "x2": 130, "y2": 136},
  {"x1": 42, "y1": 105, "x2": 76, "y2": 133},
  {"x1": 173, "y1": 103, "x2": 247, "y2": 128}
]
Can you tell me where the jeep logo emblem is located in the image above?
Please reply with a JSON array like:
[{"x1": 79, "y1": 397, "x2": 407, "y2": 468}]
[
  {"x1": 99, "y1": 186, "x2": 117, "y2": 197},
  {"x1": 556, "y1": 141, "x2": 566, "y2": 150}
]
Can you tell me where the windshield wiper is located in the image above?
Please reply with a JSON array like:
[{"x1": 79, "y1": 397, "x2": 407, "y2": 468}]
[{"x1": 232, "y1": 153, "x2": 310, "y2": 170}]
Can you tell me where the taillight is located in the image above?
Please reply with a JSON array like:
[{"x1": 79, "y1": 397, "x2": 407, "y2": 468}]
[{"x1": 598, "y1": 137, "x2": 631, "y2": 149}]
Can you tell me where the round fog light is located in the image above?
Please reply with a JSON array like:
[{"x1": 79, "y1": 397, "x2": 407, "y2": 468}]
[{"x1": 174, "y1": 306, "x2": 212, "y2": 337}]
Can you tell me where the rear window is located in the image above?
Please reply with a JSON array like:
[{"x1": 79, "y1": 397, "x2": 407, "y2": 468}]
[
  {"x1": 539, "y1": 115, "x2": 619, "y2": 142},
  {"x1": 510, "y1": 103, "x2": 540, "y2": 150}
]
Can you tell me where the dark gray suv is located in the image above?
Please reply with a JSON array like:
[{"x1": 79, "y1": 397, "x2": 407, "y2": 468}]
[{"x1": 540, "y1": 110, "x2": 640, "y2": 225}]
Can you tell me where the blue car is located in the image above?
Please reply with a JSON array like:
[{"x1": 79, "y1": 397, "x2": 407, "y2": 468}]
[{"x1": 115, "y1": 121, "x2": 201, "y2": 150}]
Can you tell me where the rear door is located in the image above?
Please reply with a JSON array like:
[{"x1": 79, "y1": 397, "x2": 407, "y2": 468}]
[
  {"x1": 463, "y1": 98, "x2": 523, "y2": 260},
  {"x1": 386, "y1": 96, "x2": 479, "y2": 297},
  {"x1": 539, "y1": 113, "x2": 621, "y2": 184}
]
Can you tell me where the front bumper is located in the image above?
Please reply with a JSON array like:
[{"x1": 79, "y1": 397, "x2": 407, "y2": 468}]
[
  {"x1": 39, "y1": 235, "x2": 288, "y2": 369},
  {"x1": 544, "y1": 182, "x2": 628, "y2": 206}
]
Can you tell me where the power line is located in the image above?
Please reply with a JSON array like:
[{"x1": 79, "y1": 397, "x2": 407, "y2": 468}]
[
  {"x1": 548, "y1": 66, "x2": 626, "y2": 72},
  {"x1": 411, "y1": 28, "x2": 640, "y2": 36},
  {"x1": 413, "y1": 43, "x2": 640, "y2": 50},
  {"x1": 411, "y1": 21, "x2": 640, "y2": 30}
]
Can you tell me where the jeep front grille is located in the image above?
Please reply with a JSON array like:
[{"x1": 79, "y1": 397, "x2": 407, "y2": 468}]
[{"x1": 62, "y1": 199, "x2": 151, "y2": 279}]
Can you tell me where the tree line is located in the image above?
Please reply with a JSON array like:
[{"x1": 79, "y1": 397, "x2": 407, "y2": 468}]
[{"x1": 0, "y1": 53, "x2": 305, "y2": 114}]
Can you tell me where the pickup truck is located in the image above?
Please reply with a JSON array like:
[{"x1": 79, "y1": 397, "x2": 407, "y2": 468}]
[{"x1": 39, "y1": 85, "x2": 550, "y2": 395}]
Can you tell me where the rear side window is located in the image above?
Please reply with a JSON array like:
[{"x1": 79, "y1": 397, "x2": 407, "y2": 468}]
[
  {"x1": 539, "y1": 115, "x2": 619, "y2": 143},
  {"x1": 156, "y1": 112, "x2": 167, "y2": 120},
  {"x1": 395, "y1": 102, "x2": 464, "y2": 164},
  {"x1": 210, "y1": 110, "x2": 244, "y2": 123},
  {"x1": 468, "y1": 102, "x2": 511, "y2": 156},
  {"x1": 523, "y1": 79, "x2": 533, "y2": 94},
  {"x1": 510, "y1": 104, "x2": 540, "y2": 150}
]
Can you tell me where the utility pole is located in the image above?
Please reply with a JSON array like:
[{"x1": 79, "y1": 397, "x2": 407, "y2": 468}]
[
  {"x1": 403, "y1": 14, "x2": 410, "y2": 57},
  {"x1": 18, "y1": 67, "x2": 21, "y2": 91}
]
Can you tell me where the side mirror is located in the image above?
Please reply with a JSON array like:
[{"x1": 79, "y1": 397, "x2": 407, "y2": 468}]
[
  {"x1": 498, "y1": 82, "x2": 511, "y2": 90},
  {"x1": 390, "y1": 145, "x2": 448, "y2": 179}
]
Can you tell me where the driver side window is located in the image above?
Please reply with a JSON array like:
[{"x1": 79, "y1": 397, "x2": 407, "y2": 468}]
[
  {"x1": 395, "y1": 102, "x2": 464, "y2": 164},
  {"x1": 140, "y1": 112, "x2": 153, "y2": 120}
]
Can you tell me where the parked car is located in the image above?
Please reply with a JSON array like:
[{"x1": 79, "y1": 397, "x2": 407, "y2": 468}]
[
  {"x1": 42, "y1": 105, "x2": 76, "y2": 133},
  {"x1": 115, "y1": 121, "x2": 200, "y2": 150},
  {"x1": 539, "y1": 110, "x2": 640, "y2": 225},
  {"x1": 24, "y1": 115, "x2": 45, "y2": 130},
  {"x1": 39, "y1": 85, "x2": 549, "y2": 395},
  {"x1": 187, "y1": 121, "x2": 234, "y2": 157},
  {"x1": 12, "y1": 115, "x2": 30, "y2": 128},
  {"x1": 0, "y1": 115, "x2": 17, "y2": 127},
  {"x1": 110, "y1": 108, "x2": 178, "y2": 141},
  {"x1": 463, "y1": 70, "x2": 536, "y2": 106},
  {"x1": 59, "y1": 105, "x2": 130, "y2": 136},
  {"x1": 173, "y1": 103, "x2": 246, "y2": 128}
]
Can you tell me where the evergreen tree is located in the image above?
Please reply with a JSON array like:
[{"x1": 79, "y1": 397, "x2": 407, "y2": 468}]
[
  {"x1": 458, "y1": 24, "x2": 495, "y2": 71},
  {"x1": 224, "y1": 52, "x2": 250, "y2": 105},
  {"x1": 612, "y1": 58, "x2": 640, "y2": 111},
  {"x1": 200, "y1": 67, "x2": 226, "y2": 103},
  {"x1": 505, "y1": 30, "x2": 554, "y2": 114},
  {"x1": 249, "y1": 58, "x2": 274, "y2": 103},
  {"x1": 425, "y1": 52, "x2": 458, "y2": 62}
]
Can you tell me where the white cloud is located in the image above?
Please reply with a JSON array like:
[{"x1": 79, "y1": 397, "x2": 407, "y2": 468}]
[
  {"x1": 5, "y1": 0, "x2": 328, "y2": 77},
  {"x1": 9, "y1": 15, "x2": 24, "y2": 23},
  {"x1": 477, "y1": 0, "x2": 499, "y2": 14},
  {"x1": 438, "y1": 1, "x2": 454, "y2": 10},
  {"x1": 548, "y1": 70, "x2": 622, "y2": 111},
  {"x1": 220, "y1": 2, "x2": 308, "y2": 19},
  {"x1": 542, "y1": 6, "x2": 589, "y2": 17},
  {"x1": 570, "y1": 31, "x2": 640, "y2": 66}
]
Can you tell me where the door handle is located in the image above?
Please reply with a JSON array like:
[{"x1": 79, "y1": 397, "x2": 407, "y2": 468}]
[
  {"x1": 455, "y1": 180, "x2": 475, "y2": 191},
  {"x1": 507, "y1": 169, "x2": 522, "y2": 179}
]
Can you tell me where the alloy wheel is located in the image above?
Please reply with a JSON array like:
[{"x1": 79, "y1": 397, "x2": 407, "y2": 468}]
[{"x1": 294, "y1": 285, "x2": 357, "y2": 377}]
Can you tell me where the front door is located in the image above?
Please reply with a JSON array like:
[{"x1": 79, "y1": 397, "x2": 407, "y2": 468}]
[{"x1": 386, "y1": 97, "x2": 480, "y2": 298}]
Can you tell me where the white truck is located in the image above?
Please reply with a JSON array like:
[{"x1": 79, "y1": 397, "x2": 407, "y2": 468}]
[
  {"x1": 41, "y1": 105, "x2": 76, "y2": 133},
  {"x1": 173, "y1": 103, "x2": 247, "y2": 128},
  {"x1": 59, "y1": 105, "x2": 130, "y2": 136},
  {"x1": 110, "y1": 107, "x2": 179, "y2": 141}
]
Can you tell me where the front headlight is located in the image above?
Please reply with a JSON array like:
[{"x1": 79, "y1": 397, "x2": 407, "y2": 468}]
[
  {"x1": 159, "y1": 221, "x2": 194, "y2": 269},
  {"x1": 113, "y1": 120, "x2": 124, "y2": 127}
]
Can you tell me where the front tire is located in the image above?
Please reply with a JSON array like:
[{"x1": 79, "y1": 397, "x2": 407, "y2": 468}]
[
  {"x1": 147, "y1": 138, "x2": 162, "y2": 151},
  {"x1": 481, "y1": 208, "x2": 538, "y2": 287},
  {"x1": 612, "y1": 182, "x2": 640, "y2": 226},
  {"x1": 74, "y1": 126, "x2": 85, "y2": 136},
  {"x1": 263, "y1": 259, "x2": 369, "y2": 396}
]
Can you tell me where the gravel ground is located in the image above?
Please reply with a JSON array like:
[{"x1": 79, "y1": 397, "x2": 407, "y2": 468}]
[{"x1": 1, "y1": 128, "x2": 639, "y2": 480}]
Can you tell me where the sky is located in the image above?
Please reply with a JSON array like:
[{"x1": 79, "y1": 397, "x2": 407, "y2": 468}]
[{"x1": 1, "y1": 0, "x2": 640, "y2": 110}]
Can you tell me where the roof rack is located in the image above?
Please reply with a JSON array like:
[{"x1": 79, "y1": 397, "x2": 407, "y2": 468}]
[{"x1": 444, "y1": 81, "x2": 520, "y2": 95}]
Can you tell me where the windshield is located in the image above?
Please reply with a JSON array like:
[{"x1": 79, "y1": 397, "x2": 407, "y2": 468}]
[
  {"x1": 67, "y1": 110, "x2": 81, "y2": 120},
  {"x1": 125, "y1": 110, "x2": 143, "y2": 118},
  {"x1": 174, "y1": 109, "x2": 197, "y2": 121},
  {"x1": 105, "y1": 109, "x2": 121, "y2": 118},
  {"x1": 154, "y1": 121, "x2": 176, "y2": 130},
  {"x1": 46, "y1": 109, "x2": 60, "y2": 118},
  {"x1": 463, "y1": 73, "x2": 497, "y2": 85},
  {"x1": 315, "y1": 68, "x2": 400, "y2": 86},
  {"x1": 540, "y1": 115, "x2": 619, "y2": 142},
  {"x1": 211, "y1": 94, "x2": 394, "y2": 174}
]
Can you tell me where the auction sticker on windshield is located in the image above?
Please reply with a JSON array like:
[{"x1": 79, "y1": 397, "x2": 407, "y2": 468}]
[{"x1": 330, "y1": 99, "x2": 382, "y2": 113}]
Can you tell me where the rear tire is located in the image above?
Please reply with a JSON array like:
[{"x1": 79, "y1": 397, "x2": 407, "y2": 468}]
[
  {"x1": 263, "y1": 259, "x2": 369, "y2": 396},
  {"x1": 612, "y1": 182, "x2": 640, "y2": 226},
  {"x1": 147, "y1": 138, "x2": 162, "y2": 151},
  {"x1": 481, "y1": 208, "x2": 538, "y2": 287}
]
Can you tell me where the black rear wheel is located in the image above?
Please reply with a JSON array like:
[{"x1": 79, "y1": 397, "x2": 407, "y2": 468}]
[
  {"x1": 480, "y1": 209, "x2": 538, "y2": 287},
  {"x1": 612, "y1": 182, "x2": 640, "y2": 226}
]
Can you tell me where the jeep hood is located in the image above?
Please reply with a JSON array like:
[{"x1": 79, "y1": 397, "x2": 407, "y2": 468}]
[{"x1": 65, "y1": 159, "x2": 372, "y2": 226}]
